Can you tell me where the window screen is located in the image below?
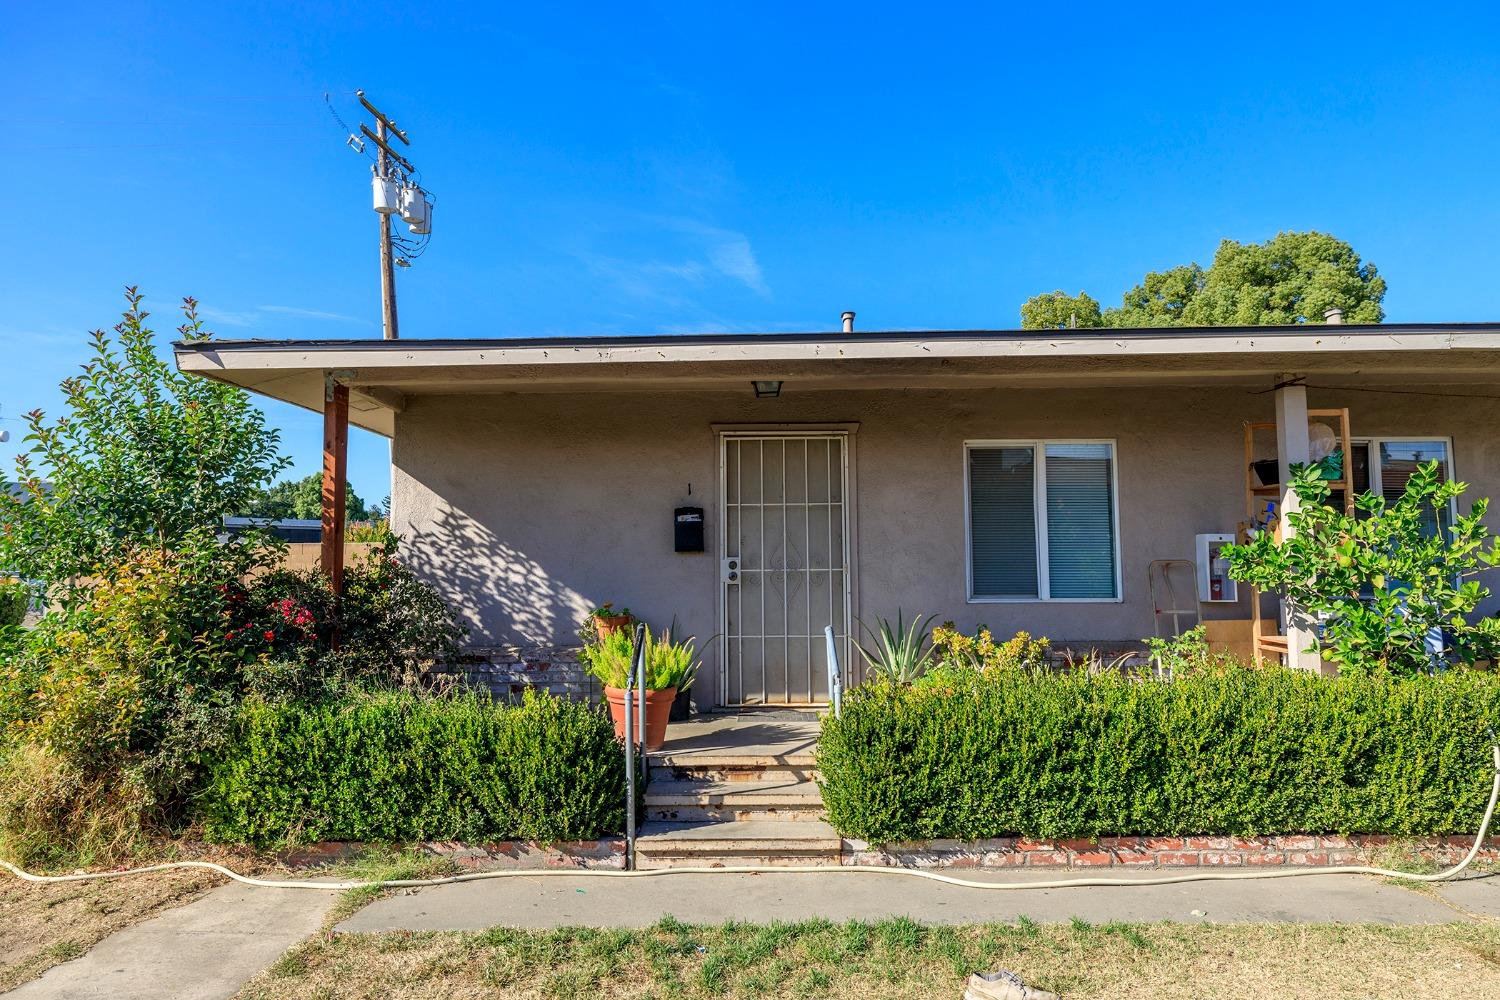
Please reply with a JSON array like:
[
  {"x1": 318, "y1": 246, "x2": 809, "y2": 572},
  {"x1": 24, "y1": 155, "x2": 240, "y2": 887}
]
[
  {"x1": 968, "y1": 442, "x2": 1118, "y2": 600},
  {"x1": 968, "y1": 446, "x2": 1038, "y2": 598},
  {"x1": 1044, "y1": 443, "x2": 1118, "y2": 599}
]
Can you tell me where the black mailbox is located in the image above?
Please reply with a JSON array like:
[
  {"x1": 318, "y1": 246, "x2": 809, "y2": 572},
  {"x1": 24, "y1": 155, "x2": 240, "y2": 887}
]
[{"x1": 674, "y1": 506, "x2": 705, "y2": 552}]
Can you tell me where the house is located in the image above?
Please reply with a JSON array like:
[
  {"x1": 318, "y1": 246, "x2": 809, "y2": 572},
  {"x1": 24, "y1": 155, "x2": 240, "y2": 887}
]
[
  {"x1": 173, "y1": 316, "x2": 1500, "y2": 707},
  {"x1": 222, "y1": 516, "x2": 324, "y2": 544}
]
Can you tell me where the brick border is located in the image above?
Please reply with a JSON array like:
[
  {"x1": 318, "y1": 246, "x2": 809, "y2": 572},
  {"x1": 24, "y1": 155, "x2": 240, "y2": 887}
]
[{"x1": 840, "y1": 834, "x2": 1500, "y2": 869}]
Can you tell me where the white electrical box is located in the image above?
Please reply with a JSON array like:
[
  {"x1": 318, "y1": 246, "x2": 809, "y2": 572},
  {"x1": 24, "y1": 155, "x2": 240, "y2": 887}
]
[{"x1": 1196, "y1": 533, "x2": 1238, "y2": 603}]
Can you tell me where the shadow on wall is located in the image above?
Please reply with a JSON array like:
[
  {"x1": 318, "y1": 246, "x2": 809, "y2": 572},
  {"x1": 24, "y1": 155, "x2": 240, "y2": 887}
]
[{"x1": 405, "y1": 504, "x2": 591, "y2": 648}]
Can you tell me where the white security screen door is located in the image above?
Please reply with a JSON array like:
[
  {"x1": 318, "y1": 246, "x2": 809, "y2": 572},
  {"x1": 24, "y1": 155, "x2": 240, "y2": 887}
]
[{"x1": 720, "y1": 433, "x2": 851, "y2": 706}]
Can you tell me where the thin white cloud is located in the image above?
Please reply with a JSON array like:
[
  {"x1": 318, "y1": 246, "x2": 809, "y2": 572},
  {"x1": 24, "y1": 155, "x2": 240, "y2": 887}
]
[
  {"x1": 198, "y1": 305, "x2": 369, "y2": 329},
  {"x1": 197, "y1": 307, "x2": 259, "y2": 328},
  {"x1": 703, "y1": 229, "x2": 769, "y2": 297},
  {"x1": 259, "y1": 305, "x2": 365, "y2": 323},
  {"x1": 567, "y1": 214, "x2": 771, "y2": 303}
]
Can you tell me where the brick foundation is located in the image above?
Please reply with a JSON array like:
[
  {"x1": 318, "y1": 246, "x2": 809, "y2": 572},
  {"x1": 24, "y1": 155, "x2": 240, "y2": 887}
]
[
  {"x1": 840, "y1": 834, "x2": 1500, "y2": 869},
  {"x1": 456, "y1": 645, "x2": 598, "y2": 702}
]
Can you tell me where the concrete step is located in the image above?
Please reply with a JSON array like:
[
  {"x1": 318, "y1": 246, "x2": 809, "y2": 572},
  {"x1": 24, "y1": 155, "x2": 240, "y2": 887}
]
[
  {"x1": 649, "y1": 715, "x2": 821, "y2": 781},
  {"x1": 643, "y1": 777, "x2": 825, "y2": 823},
  {"x1": 634, "y1": 819, "x2": 843, "y2": 869},
  {"x1": 655, "y1": 762, "x2": 819, "y2": 783}
]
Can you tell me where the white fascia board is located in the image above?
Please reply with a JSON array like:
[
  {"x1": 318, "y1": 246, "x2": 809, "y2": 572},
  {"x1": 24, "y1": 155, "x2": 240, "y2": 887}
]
[{"x1": 174, "y1": 328, "x2": 1500, "y2": 372}]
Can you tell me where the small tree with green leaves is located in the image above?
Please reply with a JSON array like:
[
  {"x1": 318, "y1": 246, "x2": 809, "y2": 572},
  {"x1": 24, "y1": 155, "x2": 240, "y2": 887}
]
[
  {"x1": 243, "y1": 471, "x2": 375, "y2": 521},
  {"x1": 1019, "y1": 290, "x2": 1104, "y2": 330},
  {"x1": 0, "y1": 288, "x2": 290, "y2": 592},
  {"x1": 1224, "y1": 461, "x2": 1500, "y2": 675}
]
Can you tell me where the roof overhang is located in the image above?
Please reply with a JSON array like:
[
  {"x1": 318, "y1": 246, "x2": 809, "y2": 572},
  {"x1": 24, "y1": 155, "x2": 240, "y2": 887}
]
[{"x1": 173, "y1": 323, "x2": 1500, "y2": 438}]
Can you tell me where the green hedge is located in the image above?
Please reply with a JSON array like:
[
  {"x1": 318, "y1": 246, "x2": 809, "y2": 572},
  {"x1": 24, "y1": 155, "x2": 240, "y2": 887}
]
[
  {"x1": 201, "y1": 691, "x2": 625, "y2": 845},
  {"x1": 817, "y1": 668, "x2": 1500, "y2": 843},
  {"x1": 0, "y1": 581, "x2": 29, "y2": 629}
]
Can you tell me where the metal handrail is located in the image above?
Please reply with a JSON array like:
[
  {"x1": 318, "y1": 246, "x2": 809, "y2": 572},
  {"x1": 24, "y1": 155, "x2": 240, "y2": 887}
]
[
  {"x1": 824, "y1": 625, "x2": 843, "y2": 717},
  {"x1": 623, "y1": 622, "x2": 646, "y2": 870}
]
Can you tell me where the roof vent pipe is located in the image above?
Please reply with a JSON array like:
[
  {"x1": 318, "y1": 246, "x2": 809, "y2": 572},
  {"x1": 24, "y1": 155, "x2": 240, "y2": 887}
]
[
  {"x1": 1323, "y1": 307, "x2": 1344, "y2": 325},
  {"x1": 841, "y1": 311, "x2": 855, "y2": 333}
]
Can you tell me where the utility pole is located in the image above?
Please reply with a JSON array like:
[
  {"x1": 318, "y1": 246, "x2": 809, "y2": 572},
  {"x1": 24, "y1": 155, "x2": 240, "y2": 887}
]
[
  {"x1": 376, "y1": 117, "x2": 400, "y2": 340},
  {"x1": 354, "y1": 90, "x2": 429, "y2": 341}
]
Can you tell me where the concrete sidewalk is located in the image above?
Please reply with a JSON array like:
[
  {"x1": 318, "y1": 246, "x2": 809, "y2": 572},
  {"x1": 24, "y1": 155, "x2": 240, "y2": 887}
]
[
  {"x1": 338, "y1": 869, "x2": 1500, "y2": 933},
  {"x1": 6, "y1": 882, "x2": 334, "y2": 1000}
]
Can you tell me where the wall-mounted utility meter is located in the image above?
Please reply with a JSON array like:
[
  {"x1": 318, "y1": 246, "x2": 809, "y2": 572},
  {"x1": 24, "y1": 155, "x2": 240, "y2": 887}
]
[{"x1": 1195, "y1": 533, "x2": 1238, "y2": 603}]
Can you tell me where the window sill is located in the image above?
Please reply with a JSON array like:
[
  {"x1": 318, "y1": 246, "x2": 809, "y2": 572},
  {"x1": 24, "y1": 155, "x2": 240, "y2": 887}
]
[{"x1": 966, "y1": 596, "x2": 1124, "y2": 605}]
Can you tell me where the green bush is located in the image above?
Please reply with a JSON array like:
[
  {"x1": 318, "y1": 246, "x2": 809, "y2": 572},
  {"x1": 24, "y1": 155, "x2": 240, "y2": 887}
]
[
  {"x1": 817, "y1": 668, "x2": 1500, "y2": 843},
  {"x1": 201, "y1": 691, "x2": 626, "y2": 846},
  {"x1": 0, "y1": 580, "x2": 29, "y2": 628}
]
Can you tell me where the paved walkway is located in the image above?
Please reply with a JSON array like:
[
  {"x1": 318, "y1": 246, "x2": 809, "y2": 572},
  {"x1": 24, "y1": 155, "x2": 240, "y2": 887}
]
[
  {"x1": 11, "y1": 869, "x2": 1497, "y2": 997},
  {"x1": 338, "y1": 869, "x2": 1500, "y2": 932},
  {"x1": 6, "y1": 882, "x2": 334, "y2": 1000}
]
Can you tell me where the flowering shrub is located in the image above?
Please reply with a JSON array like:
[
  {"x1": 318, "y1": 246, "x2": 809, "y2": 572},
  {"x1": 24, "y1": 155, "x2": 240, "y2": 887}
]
[
  {"x1": 4, "y1": 534, "x2": 275, "y2": 823},
  {"x1": 1, "y1": 533, "x2": 468, "y2": 855},
  {"x1": 931, "y1": 623, "x2": 1051, "y2": 672},
  {"x1": 241, "y1": 541, "x2": 467, "y2": 686}
]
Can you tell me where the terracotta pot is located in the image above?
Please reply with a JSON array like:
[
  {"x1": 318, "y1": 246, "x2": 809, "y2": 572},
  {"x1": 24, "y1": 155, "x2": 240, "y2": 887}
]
[
  {"x1": 604, "y1": 686, "x2": 676, "y2": 751},
  {"x1": 593, "y1": 614, "x2": 635, "y2": 641}
]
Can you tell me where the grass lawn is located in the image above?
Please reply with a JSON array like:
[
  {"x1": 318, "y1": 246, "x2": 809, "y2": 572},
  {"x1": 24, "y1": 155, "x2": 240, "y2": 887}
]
[
  {"x1": 235, "y1": 916, "x2": 1500, "y2": 1000},
  {"x1": 0, "y1": 869, "x2": 220, "y2": 991},
  {"x1": 0, "y1": 844, "x2": 459, "y2": 992}
]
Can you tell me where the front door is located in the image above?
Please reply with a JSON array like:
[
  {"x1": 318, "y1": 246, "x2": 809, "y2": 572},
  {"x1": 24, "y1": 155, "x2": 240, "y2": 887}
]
[{"x1": 720, "y1": 432, "x2": 851, "y2": 706}]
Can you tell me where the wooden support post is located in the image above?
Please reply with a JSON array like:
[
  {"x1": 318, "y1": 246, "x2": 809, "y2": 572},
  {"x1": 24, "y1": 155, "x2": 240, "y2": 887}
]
[{"x1": 320, "y1": 378, "x2": 350, "y2": 595}]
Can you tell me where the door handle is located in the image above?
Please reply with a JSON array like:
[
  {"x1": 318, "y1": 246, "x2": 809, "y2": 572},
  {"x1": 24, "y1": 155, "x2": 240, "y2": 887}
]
[{"x1": 722, "y1": 557, "x2": 740, "y2": 585}]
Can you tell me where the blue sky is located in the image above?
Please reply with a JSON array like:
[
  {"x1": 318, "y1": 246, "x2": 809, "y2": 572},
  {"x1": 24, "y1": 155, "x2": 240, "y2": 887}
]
[{"x1": 5, "y1": 2, "x2": 1500, "y2": 501}]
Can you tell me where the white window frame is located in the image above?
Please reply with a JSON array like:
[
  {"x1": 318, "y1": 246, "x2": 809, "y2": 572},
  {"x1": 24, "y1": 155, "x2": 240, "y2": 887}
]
[
  {"x1": 1349, "y1": 435, "x2": 1458, "y2": 524},
  {"x1": 963, "y1": 439, "x2": 1123, "y2": 604}
]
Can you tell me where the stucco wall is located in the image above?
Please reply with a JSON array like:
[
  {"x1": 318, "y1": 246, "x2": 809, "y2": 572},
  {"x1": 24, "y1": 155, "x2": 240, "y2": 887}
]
[{"x1": 391, "y1": 385, "x2": 1500, "y2": 706}]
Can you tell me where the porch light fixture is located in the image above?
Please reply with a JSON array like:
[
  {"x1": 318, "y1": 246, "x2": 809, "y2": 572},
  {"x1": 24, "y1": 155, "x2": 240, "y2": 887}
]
[{"x1": 752, "y1": 380, "x2": 783, "y2": 398}]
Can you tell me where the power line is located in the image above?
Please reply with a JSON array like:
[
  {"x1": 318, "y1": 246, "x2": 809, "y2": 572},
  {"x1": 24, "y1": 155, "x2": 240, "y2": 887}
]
[{"x1": 336, "y1": 90, "x2": 434, "y2": 340}]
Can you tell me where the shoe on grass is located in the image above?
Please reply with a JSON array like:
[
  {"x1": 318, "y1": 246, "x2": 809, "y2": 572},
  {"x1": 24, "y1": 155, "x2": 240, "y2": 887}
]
[{"x1": 964, "y1": 969, "x2": 1061, "y2": 1000}]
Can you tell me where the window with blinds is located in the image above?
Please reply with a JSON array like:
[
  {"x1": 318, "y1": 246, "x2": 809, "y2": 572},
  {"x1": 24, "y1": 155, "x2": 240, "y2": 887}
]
[
  {"x1": 1337, "y1": 438, "x2": 1453, "y2": 537},
  {"x1": 967, "y1": 441, "x2": 1119, "y2": 601}
]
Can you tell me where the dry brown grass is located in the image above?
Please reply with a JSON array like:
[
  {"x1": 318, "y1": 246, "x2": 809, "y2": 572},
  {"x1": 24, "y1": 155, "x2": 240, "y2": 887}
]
[
  {"x1": 234, "y1": 916, "x2": 1500, "y2": 1000},
  {"x1": 0, "y1": 840, "x2": 444, "y2": 992},
  {"x1": 0, "y1": 869, "x2": 221, "y2": 991}
]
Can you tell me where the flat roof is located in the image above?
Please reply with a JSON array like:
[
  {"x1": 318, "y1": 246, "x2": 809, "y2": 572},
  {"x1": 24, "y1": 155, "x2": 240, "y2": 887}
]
[
  {"x1": 173, "y1": 322, "x2": 1500, "y2": 438},
  {"x1": 175, "y1": 320, "x2": 1500, "y2": 353}
]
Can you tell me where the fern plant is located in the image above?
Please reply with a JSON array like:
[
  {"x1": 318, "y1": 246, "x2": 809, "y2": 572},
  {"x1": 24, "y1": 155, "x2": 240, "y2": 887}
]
[{"x1": 579, "y1": 626, "x2": 702, "y2": 691}]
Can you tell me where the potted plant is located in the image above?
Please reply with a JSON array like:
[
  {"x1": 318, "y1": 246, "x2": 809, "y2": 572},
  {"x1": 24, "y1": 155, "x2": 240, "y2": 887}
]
[
  {"x1": 589, "y1": 602, "x2": 635, "y2": 641},
  {"x1": 580, "y1": 626, "x2": 700, "y2": 751}
]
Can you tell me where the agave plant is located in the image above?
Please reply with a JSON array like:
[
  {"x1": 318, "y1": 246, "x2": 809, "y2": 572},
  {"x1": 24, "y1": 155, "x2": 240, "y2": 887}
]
[{"x1": 855, "y1": 611, "x2": 938, "y2": 684}]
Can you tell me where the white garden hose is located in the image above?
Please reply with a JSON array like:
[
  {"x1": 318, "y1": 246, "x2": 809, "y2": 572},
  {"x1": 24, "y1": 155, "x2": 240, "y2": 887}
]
[{"x1": 4, "y1": 741, "x2": 1497, "y2": 893}]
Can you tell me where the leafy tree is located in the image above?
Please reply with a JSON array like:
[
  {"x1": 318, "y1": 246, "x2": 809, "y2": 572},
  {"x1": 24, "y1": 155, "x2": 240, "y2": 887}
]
[
  {"x1": 1020, "y1": 231, "x2": 1386, "y2": 329},
  {"x1": 243, "y1": 471, "x2": 374, "y2": 522},
  {"x1": 1108, "y1": 264, "x2": 1205, "y2": 328},
  {"x1": 0, "y1": 288, "x2": 290, "y2": 589},
  {"x1": 1224, "y1": 461, "x2": 1500, "y2": 676},
  {"x1": 1019, "y1": 290, "x2": 1103, "y2": 330}
]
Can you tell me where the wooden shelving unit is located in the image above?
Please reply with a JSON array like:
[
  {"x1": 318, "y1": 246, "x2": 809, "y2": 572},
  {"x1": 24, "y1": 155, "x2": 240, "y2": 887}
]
[{"x1": 1241, "y1": 409, "x2": 1353, "y2": 665}]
